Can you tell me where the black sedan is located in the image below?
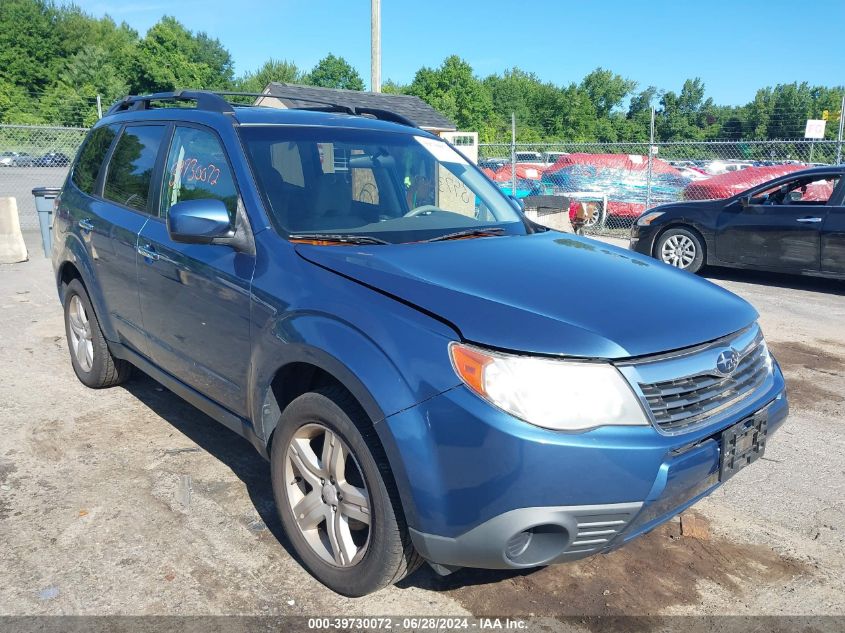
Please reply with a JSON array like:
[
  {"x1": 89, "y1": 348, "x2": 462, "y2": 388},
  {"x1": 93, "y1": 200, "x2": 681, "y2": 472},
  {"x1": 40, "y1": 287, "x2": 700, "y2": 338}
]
[{"x1": 630, "y1": 166, "x2": 845, "y2": 278}]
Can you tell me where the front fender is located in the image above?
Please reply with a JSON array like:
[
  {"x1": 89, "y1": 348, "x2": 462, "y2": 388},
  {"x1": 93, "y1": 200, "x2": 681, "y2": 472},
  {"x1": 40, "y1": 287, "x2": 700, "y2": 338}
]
[
  {"x1": 248, "y1": 237, "x2": 463, "y2": 529},
  {"x1": 249, "y1": 307, "x2": 459, "y2": 439}
]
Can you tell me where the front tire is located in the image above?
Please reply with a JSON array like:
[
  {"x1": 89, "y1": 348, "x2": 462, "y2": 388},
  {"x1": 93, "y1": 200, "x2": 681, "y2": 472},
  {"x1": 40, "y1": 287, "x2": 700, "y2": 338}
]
[
  {"x1": 655, "y1": 227, "x2": 705, "y2": 273},
  {"x1": 63, "y1": 279, "x2": 132, "y2": 388},
  {"x1": 270, "y1": 387, "x2": 422, "y2": 596}
]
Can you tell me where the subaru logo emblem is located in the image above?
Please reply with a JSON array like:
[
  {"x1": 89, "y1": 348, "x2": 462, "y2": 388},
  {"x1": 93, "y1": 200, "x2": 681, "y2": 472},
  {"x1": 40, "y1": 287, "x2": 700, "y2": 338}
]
[{"x1": 715, "y1": 348, "x2": 740, "y2": 376}]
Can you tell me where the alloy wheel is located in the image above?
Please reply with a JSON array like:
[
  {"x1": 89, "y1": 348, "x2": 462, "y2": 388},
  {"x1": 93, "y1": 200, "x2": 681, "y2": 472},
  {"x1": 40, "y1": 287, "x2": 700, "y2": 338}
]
[
  {"x1": 284, "y1": 423, "x2": 371, "y2": 567},
  {"x1": 67, "y1": 295, "x2": 94, "y2": 372},
  {"x1": 660, "y1": 234, "x2": 696, "y2": 269}
]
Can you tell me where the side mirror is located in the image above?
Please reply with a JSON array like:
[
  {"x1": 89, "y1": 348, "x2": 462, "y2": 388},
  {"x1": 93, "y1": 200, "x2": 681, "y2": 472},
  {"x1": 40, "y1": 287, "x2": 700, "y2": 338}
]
[
  {"x1": 167, "y1": 199, "x2": 233, "y2": 244},
  {"x1": 509, "y1": 194, "x2": 524, "y2": 211},
  {"x1": 739, "y1": 194, "x2": 751, "y2": 208}
]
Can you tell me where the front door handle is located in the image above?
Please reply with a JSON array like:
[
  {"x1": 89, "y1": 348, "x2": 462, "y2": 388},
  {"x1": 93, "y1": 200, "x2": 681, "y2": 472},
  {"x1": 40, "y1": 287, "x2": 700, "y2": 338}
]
[
  {"x1": 137, "y1": 244, "x2": 160, "y2": 261},
  {"x1": 78, "y1": 218, "x2": 94, "y2": 232},
  {"x1": 796, "y1": 217, "x2": 823, "y2": 223}
]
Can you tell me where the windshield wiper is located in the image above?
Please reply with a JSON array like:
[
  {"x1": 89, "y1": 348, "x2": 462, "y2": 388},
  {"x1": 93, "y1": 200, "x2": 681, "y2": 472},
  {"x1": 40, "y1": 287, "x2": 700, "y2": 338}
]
[
  {"x1": 289, "y1": 233, "x2": 390, "y2": 245},
  {"x1": 422, "y1": 228, "x2": 506, "y2": 243}
]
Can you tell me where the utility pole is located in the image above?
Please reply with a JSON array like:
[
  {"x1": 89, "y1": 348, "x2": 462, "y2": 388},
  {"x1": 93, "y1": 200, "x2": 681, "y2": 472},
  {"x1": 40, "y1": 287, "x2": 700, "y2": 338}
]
[
  {"x1": 511, "y1": 113, "x2": 517, "y2": 197},
  {"x1": 645, "y1": 106, "x2": 655, "y2": 210},
  {"x1": 370, "y1": 0, "x2": 381, "y2": 92},
  {"x1": 837, "y1": 94, "x2": 845, "y2": 165},
  {"x1": 96, "y1": 94, "x2": 102, "y2": 119}
]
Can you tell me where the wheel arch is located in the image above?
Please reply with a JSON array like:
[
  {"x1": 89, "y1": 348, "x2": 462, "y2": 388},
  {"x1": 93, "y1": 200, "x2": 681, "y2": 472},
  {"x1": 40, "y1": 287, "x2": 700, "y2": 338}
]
[
  {"x1": 259, "y1": 353, "x2": 387, "y2": 448},
  {"x1": 251, "y1": 334, "x2": 437, "y2": 532},
  {"x1": 653, "y1": 222, "x2": 710, "y2": 265},
  {"x1": 54, "y1": 239, "x2": 117, "y2": 341}
]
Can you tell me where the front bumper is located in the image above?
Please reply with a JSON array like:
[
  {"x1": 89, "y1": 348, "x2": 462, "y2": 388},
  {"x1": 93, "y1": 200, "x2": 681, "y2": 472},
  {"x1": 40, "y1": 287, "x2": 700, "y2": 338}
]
[
  {"x1": 629, "y1": 222, "x2": 659, "y2": 257},
  {"x1": 383, "y1": 366, "x2": 787, "y2": 571}
]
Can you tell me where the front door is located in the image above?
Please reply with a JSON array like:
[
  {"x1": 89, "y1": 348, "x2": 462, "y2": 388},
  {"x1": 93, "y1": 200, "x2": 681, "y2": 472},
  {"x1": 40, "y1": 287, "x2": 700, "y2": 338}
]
[
  {"x1": 716, "y1": 173, "x2": 840, "y2": 272},
  {"x1": 137, "y1": 124, "x2": 255, "y2": 416}
]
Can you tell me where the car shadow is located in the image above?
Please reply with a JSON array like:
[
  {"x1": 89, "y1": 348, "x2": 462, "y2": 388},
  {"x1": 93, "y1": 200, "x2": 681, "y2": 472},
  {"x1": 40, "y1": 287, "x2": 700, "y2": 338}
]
[
  {"x1": 122, "y1": 371, "x2": 543, "y2": 591},
  {"x1": 119, "y1": 372, "x2": 304, "y2": 566},
  {"x1": 398, "y1": 564, "x2": 539, "y2": 592},
  {"x1": 703, "y1": 265, "x2": 845, "y2": 295}
]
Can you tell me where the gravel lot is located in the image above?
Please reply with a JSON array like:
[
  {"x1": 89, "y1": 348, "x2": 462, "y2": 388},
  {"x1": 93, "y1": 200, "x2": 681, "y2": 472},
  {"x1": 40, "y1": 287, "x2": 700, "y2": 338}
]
[{"x1": 1, "y1": 232, "x2": 843, "y2": 625}]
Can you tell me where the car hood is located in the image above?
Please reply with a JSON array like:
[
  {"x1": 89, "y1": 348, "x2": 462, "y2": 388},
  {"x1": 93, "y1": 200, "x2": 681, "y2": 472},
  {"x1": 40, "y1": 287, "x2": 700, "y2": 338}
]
[
  {"x1": 295, "y1": 232, "x2": 758, "y2": 359},
  {"x1": 652, "y1": 198, "x2": 727, "y2": 215}
]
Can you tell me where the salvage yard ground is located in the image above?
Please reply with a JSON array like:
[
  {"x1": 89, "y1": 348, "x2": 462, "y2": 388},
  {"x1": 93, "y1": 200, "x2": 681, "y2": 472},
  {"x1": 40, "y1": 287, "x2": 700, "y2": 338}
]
[{"x1": 1, "y1": 232, "x2": 843, "y2": 623}]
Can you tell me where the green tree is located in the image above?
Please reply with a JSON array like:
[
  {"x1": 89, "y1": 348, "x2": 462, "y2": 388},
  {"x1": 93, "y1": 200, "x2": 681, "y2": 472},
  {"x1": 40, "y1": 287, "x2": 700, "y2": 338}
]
[
  {"x1": 381, "y1": 79, "x2": 408, "y2": 95},
  {"x1": 235, "y1": 59, "x2": 302, "y2": 92},
  {"x1": 41, "y1": 45, "x2": 128, "y2": 126},
  {"x1": 580, "y1": 67, "x2": 636, "y2": 118},
  {"x1": 304, "y1": 54, "x2": 364, "y2": 90},
  {"x1": 131, "y1": 16, "x2": 233, "y2": 93},
  {"x1": 0, "y1": 0, "x2": 60, "y2": 95},
  {"x1": 656, "y1": 78, "x2": 717, "y2": 141},
  {"x1": 407, "y1": 56, "x2": 494, "y2": 136}
]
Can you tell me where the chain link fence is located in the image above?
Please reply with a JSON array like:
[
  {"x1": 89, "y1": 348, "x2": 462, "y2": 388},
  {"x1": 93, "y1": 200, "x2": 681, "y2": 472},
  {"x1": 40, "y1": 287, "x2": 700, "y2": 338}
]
[
  {"x1": 480, "y1": 139, "x2": 843, "y2": 236},
  {"x1": 0, "y1": 125, "x2": 87, "y2": 230},
  {"x1": 1, "y1": 123, "x2": 842, "y2": 236}
]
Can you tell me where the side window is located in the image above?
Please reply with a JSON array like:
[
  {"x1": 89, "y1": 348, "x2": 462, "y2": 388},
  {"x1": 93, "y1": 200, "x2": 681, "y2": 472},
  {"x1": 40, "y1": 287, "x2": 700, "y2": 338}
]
[
  {"x1": 160, "y1": 126, "x2": 239, "y2": 221},
  {"x1": 755, "y1": 175, "x2": 840, "y2": 205},
  {"x1": 71, "y1": 124, "x2": 119, "y2": 195},
  {"x1": 103, "y1": 125, "x2": 166, "y2": 212}
]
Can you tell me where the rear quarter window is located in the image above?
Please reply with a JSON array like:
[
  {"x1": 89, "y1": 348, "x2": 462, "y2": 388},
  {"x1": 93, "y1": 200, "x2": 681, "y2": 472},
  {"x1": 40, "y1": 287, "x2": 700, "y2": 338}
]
[
  {"x1": 71, "y1": 124, "x2": 119, "y2": 195},
  {"x1": 103, "y1": 125, "x2": 167, "y2": 212}
]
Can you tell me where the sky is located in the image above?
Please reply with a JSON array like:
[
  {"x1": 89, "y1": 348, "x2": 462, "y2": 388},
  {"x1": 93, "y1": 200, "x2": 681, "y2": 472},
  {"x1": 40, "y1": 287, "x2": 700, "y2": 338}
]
[{"x1": 70, "y1": 0, "x2": 845, "y2": 106}]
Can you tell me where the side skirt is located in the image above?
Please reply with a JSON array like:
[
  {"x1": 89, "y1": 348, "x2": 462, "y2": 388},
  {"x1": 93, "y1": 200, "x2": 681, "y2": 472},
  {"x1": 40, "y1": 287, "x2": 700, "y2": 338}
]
[{"x1": 110, "y1": 341, "x2": 269, "y2": 460}]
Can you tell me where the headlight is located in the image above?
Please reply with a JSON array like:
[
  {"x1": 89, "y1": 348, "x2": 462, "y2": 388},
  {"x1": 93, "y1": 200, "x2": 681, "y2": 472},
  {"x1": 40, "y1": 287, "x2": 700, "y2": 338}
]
[
  {"x1": 449, "y1": 343, "x2": 649, "y2": 431},
  {"x1": 637, "y1": 211, "x2": 665, "y2": 226}
]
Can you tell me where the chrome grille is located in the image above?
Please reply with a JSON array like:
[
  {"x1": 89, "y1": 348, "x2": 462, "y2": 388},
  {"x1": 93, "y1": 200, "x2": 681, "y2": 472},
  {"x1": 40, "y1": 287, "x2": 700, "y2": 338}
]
[{"x1": 618, "y1": 325, "x2": 773, "y2": 435}]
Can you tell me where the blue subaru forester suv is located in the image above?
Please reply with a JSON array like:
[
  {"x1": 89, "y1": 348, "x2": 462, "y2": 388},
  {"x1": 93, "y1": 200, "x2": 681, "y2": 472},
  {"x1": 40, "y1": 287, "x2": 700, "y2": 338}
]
[{"x1": 52, "y1": 90, "x2": 788, "y2": 596}]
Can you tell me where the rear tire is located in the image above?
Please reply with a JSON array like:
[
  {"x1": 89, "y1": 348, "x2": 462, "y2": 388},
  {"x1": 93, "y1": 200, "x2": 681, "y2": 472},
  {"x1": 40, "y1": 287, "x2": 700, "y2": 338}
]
[
  {"x1": 655, "y1": 227, "x2": 705, "y2": 273},
  {"x1": 63, "y1": 279, "x2": 131, "y2": 388},
  {"x1": 270, "y1": 386, "x2": 422, "y2": 596}
]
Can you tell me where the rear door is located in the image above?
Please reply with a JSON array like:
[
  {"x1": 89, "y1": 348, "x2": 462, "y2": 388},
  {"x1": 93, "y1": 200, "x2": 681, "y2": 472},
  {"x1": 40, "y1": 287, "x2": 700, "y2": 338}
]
[
  {"x1": 820, "y1": 179, "x2": 845, "y2": 275},
  {"x1": 85, "y1": 123, "x2": 168, "y2": 357},
  {"x1": 715, "y1": 173, "x2": 840, "y2": 272},
  {"x1": 137, "y1": 124, "x2": 255, "y2": 416}
]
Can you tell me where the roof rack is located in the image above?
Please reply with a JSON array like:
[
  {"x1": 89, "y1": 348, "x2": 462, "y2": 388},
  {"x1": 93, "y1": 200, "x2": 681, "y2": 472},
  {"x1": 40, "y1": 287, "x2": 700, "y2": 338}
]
[
  {"x1": 105, "y1": 90, "x2": 240, "y2": 115},
  {"x1": 105, "y1": 89, "x2": 419, "y2": 128}
]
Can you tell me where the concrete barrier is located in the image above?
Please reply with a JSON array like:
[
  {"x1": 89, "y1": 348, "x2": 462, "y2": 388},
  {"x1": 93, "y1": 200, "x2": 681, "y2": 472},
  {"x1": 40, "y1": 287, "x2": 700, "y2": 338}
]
[{"x1": 0, "y1": 197, "x2": 29, "y2": 264}]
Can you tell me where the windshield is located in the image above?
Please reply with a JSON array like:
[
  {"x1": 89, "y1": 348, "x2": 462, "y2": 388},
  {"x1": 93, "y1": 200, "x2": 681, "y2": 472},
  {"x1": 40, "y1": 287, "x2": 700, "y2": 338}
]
[{"x1": 239, "y1": 126, "x2": 526, "y2": 244}]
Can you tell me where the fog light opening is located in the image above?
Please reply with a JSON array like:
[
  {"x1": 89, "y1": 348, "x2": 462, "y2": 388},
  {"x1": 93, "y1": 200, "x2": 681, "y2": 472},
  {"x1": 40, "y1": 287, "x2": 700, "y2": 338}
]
[{"x1": 505, "y1": 524, "x2": 569, "y2": 566}]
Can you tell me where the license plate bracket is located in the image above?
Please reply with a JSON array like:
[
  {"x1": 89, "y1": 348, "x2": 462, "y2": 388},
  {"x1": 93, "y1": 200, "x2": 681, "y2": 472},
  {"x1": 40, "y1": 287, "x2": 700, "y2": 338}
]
[{"x1": 719, "y1": 410, "x2": 768, "y2": 481}]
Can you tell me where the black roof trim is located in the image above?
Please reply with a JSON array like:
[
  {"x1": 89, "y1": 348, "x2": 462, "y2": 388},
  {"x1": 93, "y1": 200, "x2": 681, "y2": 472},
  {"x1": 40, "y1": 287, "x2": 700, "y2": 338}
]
[
  {"x1": 106, "y1": 90, "x2": 239, "y2": 115},
  {"x1": 106, "y1": 89, "x2": 419, "y2": 129}
]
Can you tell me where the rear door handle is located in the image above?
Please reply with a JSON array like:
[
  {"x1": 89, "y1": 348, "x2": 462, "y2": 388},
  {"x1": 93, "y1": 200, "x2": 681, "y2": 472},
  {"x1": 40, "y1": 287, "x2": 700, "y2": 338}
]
[
  {"x1": 137, "y1": 244, "x2": 160, "y2": 261},
  {"x1": 796, "y1": 217, "x2": 822, "y2": 223},
  {"x1": 78, "y1": 218, "x2": 94, "y2": 232}
]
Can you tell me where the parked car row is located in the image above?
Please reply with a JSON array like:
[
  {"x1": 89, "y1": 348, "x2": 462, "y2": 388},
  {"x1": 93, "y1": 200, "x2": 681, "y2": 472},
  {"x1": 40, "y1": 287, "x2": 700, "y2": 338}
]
[
  {"x1": 480, "y1": 153, "x2": 835, "y2": 229},
  {"x1": 0, "y1": 151, "x2": 71, "y2": 167},
  {"x1": 479, "y1": 151, "x2": 569, "y2": 171}
]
